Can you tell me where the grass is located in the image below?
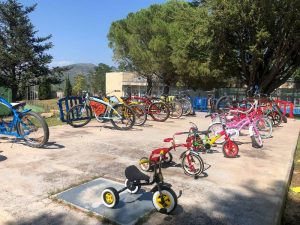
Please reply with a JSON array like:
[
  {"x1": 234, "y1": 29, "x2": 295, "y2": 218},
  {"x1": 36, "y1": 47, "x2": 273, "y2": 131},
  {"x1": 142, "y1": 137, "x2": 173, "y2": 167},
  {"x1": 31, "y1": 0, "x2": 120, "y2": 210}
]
[
  {"x1": 283, "y1": 135, "x2": 300, "y2": 225},
  {"x1": 45, "y1": 116, "x2": 64, "y2": 127}
]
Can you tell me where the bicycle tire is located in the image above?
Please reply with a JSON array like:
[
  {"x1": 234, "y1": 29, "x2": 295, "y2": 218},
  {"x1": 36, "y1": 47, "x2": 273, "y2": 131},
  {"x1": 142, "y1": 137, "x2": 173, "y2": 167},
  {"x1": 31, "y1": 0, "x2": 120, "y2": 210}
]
[
  {"x1": 110, "y1": 104, "x2": 135, "y2": 130},
  {"x1": 129, "y1": 104, "x2": 147, "y2": 126},
  {"x1": 250, "y1": 126, "x2": 263, "y2": 148},
  {"x1": 17, "y1": 111, "x2": 49, "y2": 148},
  {"x1": 255, "y1": 117, "x2": 272, "y2": 139},
  {"x1": 181, "y1": 151, "x2": 204, "y2": 176},
  {"x1": 152, "y1": 186, "x2": 177, "y2": 214},
  {"x1": 149, "y1": 102, "x2": 170, "y2": 122},
  {"x1": 207, "y1": 122, "x2": 225, "y2": 144},
  {"x1": 179, "y1": 98, "x2": 192, "y2": 116},
  {"x1": 168, "y1": 101, "x2": 183, "y2": 119},
  {"x1": 215, "y1": 96, "x2": 234, "y2": 111},
  {"x1": 222, "y1": 140, "x2": 239, "y2": 158},
  {"x1": 67, "y1": 104, "x2": 92, "y2": 128}
]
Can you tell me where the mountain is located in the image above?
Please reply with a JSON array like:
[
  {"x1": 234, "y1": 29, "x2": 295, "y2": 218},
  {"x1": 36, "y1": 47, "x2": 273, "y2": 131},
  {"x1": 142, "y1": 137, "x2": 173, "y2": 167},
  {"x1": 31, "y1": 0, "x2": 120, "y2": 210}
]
[
  {"x1": 53, "y1": 63, "x2": 96, "y2": 91},
  {"x1": 62, "y1": 63, "x2": 96, "y2": 83}
]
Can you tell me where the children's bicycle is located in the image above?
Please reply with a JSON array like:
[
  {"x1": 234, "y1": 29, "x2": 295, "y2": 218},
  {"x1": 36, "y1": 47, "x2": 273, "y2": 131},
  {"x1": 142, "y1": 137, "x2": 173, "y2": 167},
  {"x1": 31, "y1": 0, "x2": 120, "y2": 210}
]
[
  {"x1": 191, "y1": 121, "x2": 240, "y2": 158},
  {"x1": 67, "y1": 92, "x2": 135, "y2": 130},
  {"x1": 0, "y1": 96, "x2": 49, "y2": 148},
  {"x1": 139, "y1": 131, "x2": 204, "y2": 177},
  {"x1": 101, "y1": 150, "x2": 178, "y2": 214}
]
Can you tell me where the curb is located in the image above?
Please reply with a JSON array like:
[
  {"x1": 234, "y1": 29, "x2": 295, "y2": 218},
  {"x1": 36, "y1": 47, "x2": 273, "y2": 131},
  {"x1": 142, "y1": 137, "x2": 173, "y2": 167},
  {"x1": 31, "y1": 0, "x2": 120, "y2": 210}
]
[{"x1": 275, "y1": 129, "x2": 299, "y2": 225}]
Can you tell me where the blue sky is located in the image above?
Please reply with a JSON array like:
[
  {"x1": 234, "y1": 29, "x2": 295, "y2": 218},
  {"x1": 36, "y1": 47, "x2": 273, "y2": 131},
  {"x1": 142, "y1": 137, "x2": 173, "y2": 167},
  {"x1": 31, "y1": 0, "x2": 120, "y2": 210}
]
[{"x1": 19, "y1": 0, "x2": 168, "y2": 67}]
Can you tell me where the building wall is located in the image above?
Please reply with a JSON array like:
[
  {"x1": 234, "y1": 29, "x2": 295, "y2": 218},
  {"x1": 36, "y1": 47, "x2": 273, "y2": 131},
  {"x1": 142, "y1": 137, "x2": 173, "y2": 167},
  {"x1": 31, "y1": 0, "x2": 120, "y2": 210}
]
[{"x1": 106, "y1": 72, "x2": 148, "y2": 97}]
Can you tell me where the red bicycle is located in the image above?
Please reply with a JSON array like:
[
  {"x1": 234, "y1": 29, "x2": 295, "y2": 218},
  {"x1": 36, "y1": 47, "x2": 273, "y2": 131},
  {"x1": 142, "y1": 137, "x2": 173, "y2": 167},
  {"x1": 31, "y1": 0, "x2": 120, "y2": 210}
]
[
  {"x1": 121, "y1": 95, "x2": 170, "y2": 122},
  {"x1": 139, "y1": 131, "x2": 204, "y2": 177}
]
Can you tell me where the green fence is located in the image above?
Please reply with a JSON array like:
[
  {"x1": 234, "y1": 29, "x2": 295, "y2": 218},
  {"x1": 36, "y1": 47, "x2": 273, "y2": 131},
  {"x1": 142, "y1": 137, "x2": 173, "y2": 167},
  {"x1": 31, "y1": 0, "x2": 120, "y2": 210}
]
[{"x1": 0, "y1": 87, "x2": 12, "y2": 116}]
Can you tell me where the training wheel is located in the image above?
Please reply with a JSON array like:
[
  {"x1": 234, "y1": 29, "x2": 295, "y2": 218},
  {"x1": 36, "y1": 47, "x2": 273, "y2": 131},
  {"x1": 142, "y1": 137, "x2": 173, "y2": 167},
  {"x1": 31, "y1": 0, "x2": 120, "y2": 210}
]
[{"x1": 101, "y1": 187, "x2": 119, "y2": 208}]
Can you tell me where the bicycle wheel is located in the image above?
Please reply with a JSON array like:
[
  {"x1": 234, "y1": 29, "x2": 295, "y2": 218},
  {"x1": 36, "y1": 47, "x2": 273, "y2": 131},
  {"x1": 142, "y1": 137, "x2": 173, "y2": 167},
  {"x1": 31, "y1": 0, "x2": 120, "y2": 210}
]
[
  {"x1": 168, "y1": 101, "x2": 183, "y2": 119},
  {"x1": 152, "y1": 186, "x2": 177, "y2": 214},
  {"x1": 110, "y1": 104, "x2": 135, "y2": 130},
  {"x1": 67, "y1": 104, "x2": 92, "y2": 128},
  {"x1": 163, "y1": 152, "x2": 173, "y2": 164},
  {"x1": 249, "y1": 126, "x2": 263, "y2": 148},
  {"x1": 181, "y1": 151, "x2": 204, "y2": 176},
  {"x1": 101, "y1": 187, "x2": 119, "y2": 208},
  {"x1": 216, "y1": 96, "x2": 234, "y2": 111},
  {"x1": 17, "y1": 111, "x2": 49, "y2": 148},
  {"x1": 222, "y1": 140, "x2": 239, "y2": 158},
  {"x1": 129, "y1": 104, "x2": 147, "y2": 126},
  {"x1": 207, "y1": 122, "x2": 225, "y2": 144},
  {"x1": 255, "y1": 117, "x2": 272, "y2": 139},
  {"x1": 179, "y1": 98, "x2": 192, "y2": 116},
  {"x1": 267, "y1": 111, "x2": 282, "y2": 127},
  {"x1": 149, "y1": 102, "x2": 170, "y2": 122}
]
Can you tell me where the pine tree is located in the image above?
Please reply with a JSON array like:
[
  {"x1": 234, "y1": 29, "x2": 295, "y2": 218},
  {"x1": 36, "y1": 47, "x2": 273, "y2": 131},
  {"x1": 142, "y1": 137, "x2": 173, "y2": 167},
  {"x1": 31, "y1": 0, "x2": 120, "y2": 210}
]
[
  {"x1": 38, "y1": 78, "x2": 51, "y2": 100},
  {"x1": 0, "y1": 0, "x2": 55, "y2": 100},
  {"x1": 64, "y1": 76, "x2": 72, "y2": 97}
]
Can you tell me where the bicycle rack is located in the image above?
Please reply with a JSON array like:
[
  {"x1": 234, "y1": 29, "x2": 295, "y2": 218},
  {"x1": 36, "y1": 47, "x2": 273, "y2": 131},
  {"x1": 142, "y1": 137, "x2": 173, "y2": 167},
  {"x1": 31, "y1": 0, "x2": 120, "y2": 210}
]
[{"x1": 57, "y1": 96, "x2": 86, "y2": 122}]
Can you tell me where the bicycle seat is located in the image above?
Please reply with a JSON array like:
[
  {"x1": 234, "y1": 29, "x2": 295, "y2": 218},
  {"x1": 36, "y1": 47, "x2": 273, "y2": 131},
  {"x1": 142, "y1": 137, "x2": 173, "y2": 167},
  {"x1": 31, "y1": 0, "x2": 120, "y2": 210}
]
[
  {"x1": 120, "y1": 96, "x2": 129, "y2": 100},
  {"x1": 11, "y1": 102, "x2": 26, "y2": 109},
  {"x1": 125, "y1": 165, "x2": 150, "y2": 182},
  {"x1": 197, "y1": 130, "x2": 211, "y2": 135},
  {"x1": 163, "y1": 138, "x2": 173, "y2": 143}
]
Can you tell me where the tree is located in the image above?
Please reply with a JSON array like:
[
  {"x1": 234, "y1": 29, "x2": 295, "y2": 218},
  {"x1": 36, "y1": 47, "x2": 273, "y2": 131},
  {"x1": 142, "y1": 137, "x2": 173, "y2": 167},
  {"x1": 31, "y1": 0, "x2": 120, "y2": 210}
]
[
  {"x1": 0, "y1": 0, "x2": 59, "y2": 100},
  {"x1": 38, "y1": 78, "x2": 51, "y2": 100},
  {"x1": 207, "y1": 0, "x2": 300, "y2": 94},
  {"x1": 88, "y1": 63, "x2": 112, "y2": 95},
  {"x1": 73, "y1": 74, "x2": 87, "y2": 96},
  {"x1": 108, "y1": 1, "x2": 187, "y2": 94},
  {"x1": 64, "y1": 76, "x2": 72, "y2": 97}
]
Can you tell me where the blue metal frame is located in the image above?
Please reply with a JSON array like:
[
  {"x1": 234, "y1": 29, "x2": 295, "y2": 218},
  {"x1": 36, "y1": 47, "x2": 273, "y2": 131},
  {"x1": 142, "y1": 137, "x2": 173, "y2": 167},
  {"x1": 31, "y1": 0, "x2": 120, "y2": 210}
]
[{"x1": 0, "y1": 97, "x2": 31, "y2": 138}]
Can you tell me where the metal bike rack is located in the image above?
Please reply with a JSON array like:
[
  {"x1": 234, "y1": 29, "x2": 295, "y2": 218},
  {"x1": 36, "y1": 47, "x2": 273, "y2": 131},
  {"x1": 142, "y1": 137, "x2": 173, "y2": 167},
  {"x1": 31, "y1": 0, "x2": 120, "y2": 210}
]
[{"x1": 57, "y1": 96, "x2": 85, "y2": 122}]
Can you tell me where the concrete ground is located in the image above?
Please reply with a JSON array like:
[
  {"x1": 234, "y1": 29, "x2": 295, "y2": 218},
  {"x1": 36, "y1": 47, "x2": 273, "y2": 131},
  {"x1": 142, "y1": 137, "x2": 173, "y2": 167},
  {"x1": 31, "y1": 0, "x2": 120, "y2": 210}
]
[{"x1": 0, "y1": 113, "x2": 299, "y2": 225}]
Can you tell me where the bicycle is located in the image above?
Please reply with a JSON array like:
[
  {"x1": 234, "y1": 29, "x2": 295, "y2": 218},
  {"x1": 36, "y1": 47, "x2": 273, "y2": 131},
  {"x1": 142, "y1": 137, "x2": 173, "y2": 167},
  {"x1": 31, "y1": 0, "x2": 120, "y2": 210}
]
[
  {"x1": 0, "y1": 96, "x2": 49, "y2": 148},
  {"x1": 101, "y1": 150, "x2": 178, "y2": 214},
  {"x1": 104, "y1": 95, "x2": 147, "y2": 126},
  {"x1": 208, "y1": 100, "x2": 265, "y2": 148},
  {"x1": 139, "y1": 130, "x2": 204, "y2": 177},
  {"x1": 152, "y1": 94, "x2": 183, "y2": 119},
  {"x1": 174, "y1": 91, "x2": 193, "y2": 116},
  {"x1": 189, "y1": 122, "x2": 239, "y2": 158},
  {"x1": 66, "y1": 92, "x2": 135, "y2": 130},
  {"x1": 122, "y1": 94, "x2": 170, "y2": 122}
]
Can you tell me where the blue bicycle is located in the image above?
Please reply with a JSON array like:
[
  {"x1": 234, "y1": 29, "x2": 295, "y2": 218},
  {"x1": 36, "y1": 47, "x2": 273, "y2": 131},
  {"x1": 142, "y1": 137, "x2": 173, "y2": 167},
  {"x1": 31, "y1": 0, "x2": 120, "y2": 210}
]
[{"x1": 0, "y1": 96, "x2": 49, "y2": 148}]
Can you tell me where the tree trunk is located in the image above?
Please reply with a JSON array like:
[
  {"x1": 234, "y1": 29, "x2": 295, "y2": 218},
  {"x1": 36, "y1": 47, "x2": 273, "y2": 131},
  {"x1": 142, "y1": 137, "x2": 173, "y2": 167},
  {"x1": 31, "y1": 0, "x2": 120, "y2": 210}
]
[
  {"x1": 163, "y1": 83, "x2": 170, "y2": 95},
  {"x1": 146, "y1": 77, "x2": 152, "y2": 95}
]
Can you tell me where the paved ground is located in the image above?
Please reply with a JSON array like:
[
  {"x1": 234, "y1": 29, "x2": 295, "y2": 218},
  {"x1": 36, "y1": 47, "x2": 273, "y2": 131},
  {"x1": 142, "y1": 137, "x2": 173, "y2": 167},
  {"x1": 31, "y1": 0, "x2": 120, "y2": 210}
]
[{"x1": 0, "y1": 113, "x2": 299, "y2": 225}]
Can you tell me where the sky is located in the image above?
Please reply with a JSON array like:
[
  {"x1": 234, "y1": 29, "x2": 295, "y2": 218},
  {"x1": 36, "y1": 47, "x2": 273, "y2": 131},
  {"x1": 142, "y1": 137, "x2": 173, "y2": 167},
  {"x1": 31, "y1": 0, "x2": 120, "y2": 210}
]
[{"x1": 19, "y1": 0, "x2": 168, "y2": 67}]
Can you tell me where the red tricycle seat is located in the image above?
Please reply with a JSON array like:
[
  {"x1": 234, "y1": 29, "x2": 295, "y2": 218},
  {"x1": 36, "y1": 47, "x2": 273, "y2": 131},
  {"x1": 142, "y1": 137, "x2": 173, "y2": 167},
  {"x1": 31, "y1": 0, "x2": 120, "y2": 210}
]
[{"x1": 163, "y1": 138, "x2": 173, "y2": 143}]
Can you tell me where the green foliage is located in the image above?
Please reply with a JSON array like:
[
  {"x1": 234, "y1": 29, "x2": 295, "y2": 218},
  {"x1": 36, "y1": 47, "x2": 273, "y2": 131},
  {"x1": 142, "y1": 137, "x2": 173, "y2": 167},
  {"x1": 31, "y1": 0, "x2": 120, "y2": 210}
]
[
  {"x1": 208, "y1": 0, "x2": 300, "y2": 94},
  {"x1": 38, "y1": 78, "x2": 51, "y2": 100},
  {"x1": 64, "y1": 76, "x2": 72, "y2": 97},
  {"x1": 0, "y1": 0, "x2": 60, "y2": 100},
  {"x1": 73, "y1": 74, "x2": 88, "y2": 95},
  {"x1": 88, "y1": 63, "x2": 112, "y2": 95},
  {"x1": 108, "y1": 0, "x2": 300, "y2": 93}
]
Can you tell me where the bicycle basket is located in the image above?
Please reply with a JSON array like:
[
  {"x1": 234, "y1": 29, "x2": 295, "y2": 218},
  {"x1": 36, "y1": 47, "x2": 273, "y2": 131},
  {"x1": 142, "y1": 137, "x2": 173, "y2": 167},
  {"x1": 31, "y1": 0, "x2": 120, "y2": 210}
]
[{"x1": 90, "y1": 101, "x2": 106, "y2": 116}]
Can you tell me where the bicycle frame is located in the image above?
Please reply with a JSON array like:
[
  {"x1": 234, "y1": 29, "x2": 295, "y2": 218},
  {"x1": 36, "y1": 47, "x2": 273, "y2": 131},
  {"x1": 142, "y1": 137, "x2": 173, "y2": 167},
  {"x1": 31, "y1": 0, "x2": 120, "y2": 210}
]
[
  {"x1": 0, "y1": 97, "x2": 30, "y2": 138},
  {"x1": 84, "y1": 94, "x2": 123, "y2": 120}
]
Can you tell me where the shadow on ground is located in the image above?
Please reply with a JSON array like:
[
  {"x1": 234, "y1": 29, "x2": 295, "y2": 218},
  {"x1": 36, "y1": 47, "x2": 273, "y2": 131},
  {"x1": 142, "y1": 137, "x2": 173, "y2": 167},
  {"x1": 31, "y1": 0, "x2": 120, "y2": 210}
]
[
  {"x1": 5, "y1": 213, "x2": 99, "y2": 225},
  {"x1": 142, "y1": 179, "x2": 286, "y2": 225}
]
